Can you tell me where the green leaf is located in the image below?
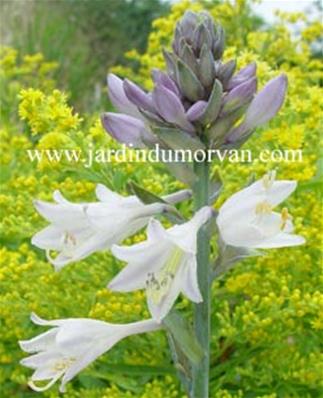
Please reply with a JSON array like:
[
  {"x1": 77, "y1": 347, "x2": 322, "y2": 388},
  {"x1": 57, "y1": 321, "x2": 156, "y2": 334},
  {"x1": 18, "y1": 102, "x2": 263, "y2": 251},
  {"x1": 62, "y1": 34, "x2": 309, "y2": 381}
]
[
  {"x1": 163, "y1": 311, "x2": 204, "y2": 364},
  {"x1": 207, "y1": 104, "x2": 248, "y2": 145},
  {"x1": 127, "y1": 181, "x2": 166, "y2": 204},
  {"x1": 78, "y1": 374, "x2": 107, "y2": 389},
  {"x1": 176, "y1": 59, "x2": 204, "y2": 102},
  {"x1": 153, "y1": 126, "x2": 205, "y2": 152},
  {"x1": 164, "y1": 161, "x2": 197, "y2": 187},
  {"x1": 198, "y1": 44, "x2": 215, "y2": 88},
  {"x1": 209, "y1": 168, "x2": 223, "y2": 204},
  {"x1": 200, "y1": 79, "x2": 222, "y2": 125},
  {"x1": 166, "y1": 332, "x2": 192, "y2": 394},
  {"x1": 180, "y1": 44, "x2": 198, "y2": 75},
  {"x1": 127, "y1": 181, "x2": 185, "y2": 224},
  {"x1": 90, "y1": 363, "x2": 175, "y2": 377}
]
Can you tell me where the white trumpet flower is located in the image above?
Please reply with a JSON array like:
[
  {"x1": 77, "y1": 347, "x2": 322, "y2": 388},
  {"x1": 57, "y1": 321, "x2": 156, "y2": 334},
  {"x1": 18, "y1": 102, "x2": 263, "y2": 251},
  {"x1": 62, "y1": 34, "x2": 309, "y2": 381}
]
[
  {"x1": 109, "y1": 206, "x2": 214, "y2": 322},
  {"x1": 217, "y1": 171, "x2": 305, "y2": 249},
  {"x1": 32, "y1": 185, "x2": 191, "y2": 270},
  {"x1": 19, "y1": 313, "x2": 161, "y2": 393}
]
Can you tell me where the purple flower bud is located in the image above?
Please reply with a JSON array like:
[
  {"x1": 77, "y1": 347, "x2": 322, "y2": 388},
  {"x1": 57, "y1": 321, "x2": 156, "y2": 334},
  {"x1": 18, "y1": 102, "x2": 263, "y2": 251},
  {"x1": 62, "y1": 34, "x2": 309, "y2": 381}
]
[
  {"x1": 123, "y1": 79, "x2": 156, "y2": 113},
  {"x1": 221, "y1": 77, "x2": 257, "y2": 115},
  {"x1": 226, "y1": 74, "x2": 288, "y2": 142},
  {"x1": 152, "y1": 85, "x2": 195, "y2": 134},
  {"x1": 186, "y1": 100, "x2": 208, "y2": 122},
  {"x1": 179, "y1": 11, "x2": 198, "y2": 41},
  {"x1": 216, "y1": 60, "x2": 236, "y2": 89},
  {"x1": 227, "y1": 62, "x2": 257, "y2": 90},
  {"x1": 244, "y1": 74, "x2": 287, "y2": 129},
  {"x1": 151, "y1": 69, "x2": 180, "y2": 97},
  {"x1": 107, "y1": 74, "x2": 141, "y2": 118},
  {"x1": 193, "y1": 23, "x2": 212, "y2": 54},
  {"x1": 101, "y1": 113, "x2": 151, "y2": 148}
]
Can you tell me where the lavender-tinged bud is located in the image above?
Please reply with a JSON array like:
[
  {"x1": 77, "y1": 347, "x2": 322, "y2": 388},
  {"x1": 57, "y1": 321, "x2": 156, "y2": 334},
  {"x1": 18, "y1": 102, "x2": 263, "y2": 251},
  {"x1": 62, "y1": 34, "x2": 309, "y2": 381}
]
[
  {"x1": 101, "y1": 113, "x2": 152, "y2": 148},
  {"x1": 221, "y1": 77, "x2": 257, "y2": 116},
  {"x1": 186, "y1": 100, "x2": 208, "y2": 122},
  {"x1": 107, "y1": 74, "x2": 141, "y2": 118},
  {"x1": 151, "y1": 69, "x2": 180, "y2": 97},
  {"x1": 123, "y1": 80, "x2": 156, "y2": 113},
  {"x1": 243, "y1": 74, "x2": 287, "y2": 128},
  {"x1": 178, "y1": 11, "x2": 197, "y2": 43},
  {"x1": 227, "y1": 62, "x2": 257, "y2": 90},
  {"x1": 215, "y1": 60, "x2": 237, "y2": 89},
  {"x1": 152, "y1": 85, "x2": 195, "y2": 134},
  {"x1": 225, "y1": 74, "x2": 288, "y2": 144}
]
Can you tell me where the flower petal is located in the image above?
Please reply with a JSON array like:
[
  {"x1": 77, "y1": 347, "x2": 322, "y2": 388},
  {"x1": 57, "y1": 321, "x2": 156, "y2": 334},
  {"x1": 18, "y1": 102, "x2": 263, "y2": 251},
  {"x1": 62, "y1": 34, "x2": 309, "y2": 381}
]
[
  {"x1": 221, "y1": 77, "x2": 257, "y2": 115},
  {"x1": 186, "y1": 100, "x2": 208, "y2": 122},
  {"x1": 123, "y1": 79, "x2": 156, "y2": 113},
  {"x1": 32, "y1": 226, "x2": 63, "y2": 251},
  {"x1": 109, "y1": 241, "x2": 170, "y2": 291},
  {"x1": 19, "y1": 329, "x2": 58, "y2": 354},
  {"x1": 244, "y1": 74, "x2": 288, "y2": 129},
  {"x1": 152, "y1": 84, "x2": 195, "y2": 133},
  {"x1": 107, "y1": 74, "x2": 141, "y2": 117},
  {"x1": 101, "y1": 112, "x2": 147, "y2": 147},
  {"x1": 267, "y1": 181, "x2": 297, "y2": 206},
  {"x1": 151, "y1": 68, "x2": 180, "y2": 97},
  {"x1": 167, "y1": 206, "x2": 213, "y2": 253},
  {"x1": 227, "y1": 62, "x2": 257, "y2": 90},
  {"x1": 253, "y1": 233, "x2": 305, "y2": 249},
  {"x1": 33, "y1": 200, "x2": 87, "y2": 228},
  {"x1": 95, "y1": 184, "x2": 125, "y2": 203},
  {"x1": 181, "y1": 256, "x2": 202, "y2": 303},
  {"x1": 147, "y1": 263, "x2": 184, "y2": 322}
]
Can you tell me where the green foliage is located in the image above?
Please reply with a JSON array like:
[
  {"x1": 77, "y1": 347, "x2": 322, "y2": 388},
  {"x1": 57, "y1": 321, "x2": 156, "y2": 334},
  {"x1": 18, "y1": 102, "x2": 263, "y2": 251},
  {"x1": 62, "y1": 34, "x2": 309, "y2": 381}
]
[{"x1": 0, "y1": 0, "x2": 169, "y2": 111}]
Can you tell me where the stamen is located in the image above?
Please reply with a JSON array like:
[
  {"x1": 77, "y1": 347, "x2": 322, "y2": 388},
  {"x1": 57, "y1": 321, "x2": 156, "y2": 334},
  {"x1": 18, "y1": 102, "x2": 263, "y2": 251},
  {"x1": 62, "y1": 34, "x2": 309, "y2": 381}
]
[
  {"x1": 63, "y1": 232, "x2": 76, "y2": 246},
  {"x1": 255, "y1": 201, "x2": 272, "y2": 215},
  {"x1": 146, "y1": 247, "x2": 183, "y2": 305},
  {"x1": 61, "y1": 232, "x2": 77, "y2": 256},
  {"x1": 280, "y1": 207, "x2": 290, "y2": 230},
  {"x1": 262, "y1": 170, "x2": 276, "y2": 190}
]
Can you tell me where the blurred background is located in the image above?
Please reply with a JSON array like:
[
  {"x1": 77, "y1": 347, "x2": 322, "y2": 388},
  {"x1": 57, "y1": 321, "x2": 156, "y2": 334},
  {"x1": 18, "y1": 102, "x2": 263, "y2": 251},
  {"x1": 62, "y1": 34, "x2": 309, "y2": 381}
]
[
  {"x1": 1, "y1": 0, "x2": 320, "y2": 112},
  {"x1": 1, "y1": 0, "x2": 171, "y2": 111}
]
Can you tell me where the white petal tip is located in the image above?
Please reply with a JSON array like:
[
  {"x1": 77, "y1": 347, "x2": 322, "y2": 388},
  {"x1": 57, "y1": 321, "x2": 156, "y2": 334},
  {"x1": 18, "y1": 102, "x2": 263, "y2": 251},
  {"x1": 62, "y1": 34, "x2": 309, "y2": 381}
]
[
  {"x1": 52, "y1": 190, "x2": 64, "y2": 203},
  {"x1": 32, "y1": 199, "x2": 42, "y2": 210},
  {"x1": 18, "y1": 341, "x2": 28, "y2": 351},
  {"x1": 30, "y1": 312, "x2": 48, "y2": 325}
]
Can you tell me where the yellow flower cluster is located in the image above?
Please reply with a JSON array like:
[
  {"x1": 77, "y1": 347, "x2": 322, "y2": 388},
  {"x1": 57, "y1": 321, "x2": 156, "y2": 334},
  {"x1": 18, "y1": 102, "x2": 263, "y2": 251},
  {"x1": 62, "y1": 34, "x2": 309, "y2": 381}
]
[
  {"x1": 0, "y1": 47, "x2": 57, "y2": 82},
  {"x1": 19, "y1": 88, "x2": 82, "y2": 135}
]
